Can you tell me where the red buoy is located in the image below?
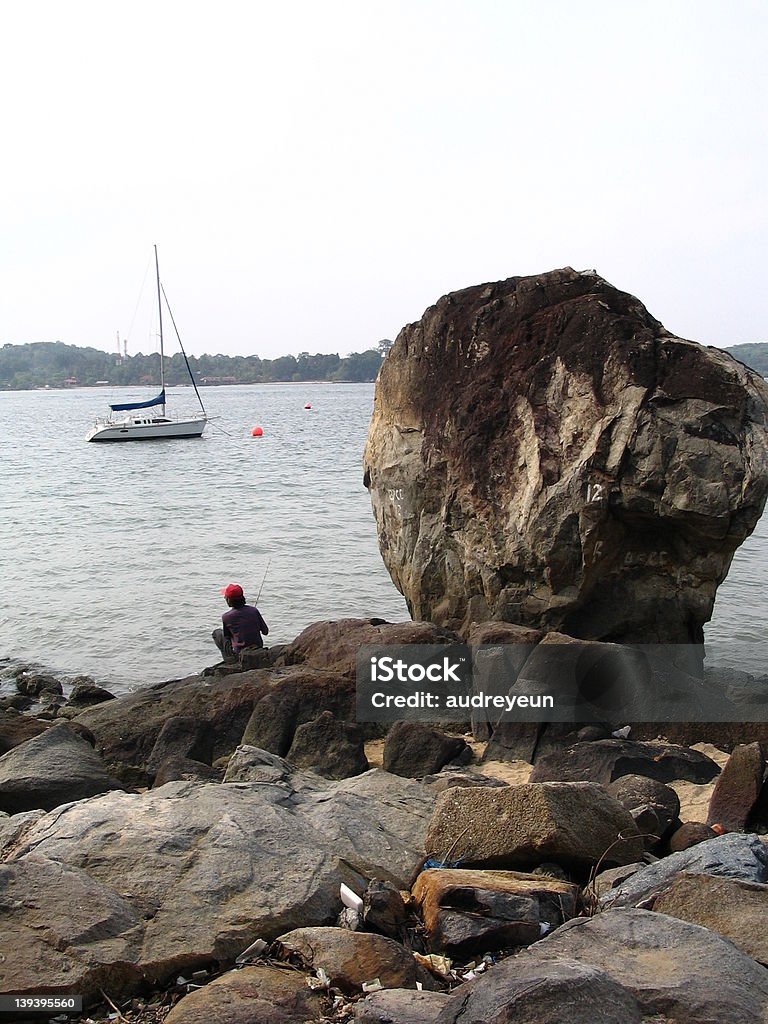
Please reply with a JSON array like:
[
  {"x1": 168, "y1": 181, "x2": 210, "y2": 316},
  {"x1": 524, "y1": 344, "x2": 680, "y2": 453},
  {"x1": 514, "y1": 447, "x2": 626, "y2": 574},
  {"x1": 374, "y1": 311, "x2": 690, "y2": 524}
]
[
  {"x1": 251, "y1": 425, "x2": 264, "y2": 437},
  {"x1": 304, "y1": 402, "x2": 312, "y2": 409}
]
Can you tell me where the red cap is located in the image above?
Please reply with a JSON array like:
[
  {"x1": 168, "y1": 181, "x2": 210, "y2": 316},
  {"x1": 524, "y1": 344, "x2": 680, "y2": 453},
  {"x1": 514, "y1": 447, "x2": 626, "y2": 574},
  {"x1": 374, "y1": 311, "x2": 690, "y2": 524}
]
[{"x1": 221, "y1": 583, "x2": 244, "y2": 600}]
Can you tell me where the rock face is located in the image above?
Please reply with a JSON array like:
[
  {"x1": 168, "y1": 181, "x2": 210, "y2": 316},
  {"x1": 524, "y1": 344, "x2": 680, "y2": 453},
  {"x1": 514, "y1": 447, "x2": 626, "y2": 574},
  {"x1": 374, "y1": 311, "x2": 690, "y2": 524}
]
[
  {"x1": 652, "y1": 871, "x2": 768, "y2": 965},
  {"x1": 364, "y1": 268, "x2": 768, "y2": 643}
]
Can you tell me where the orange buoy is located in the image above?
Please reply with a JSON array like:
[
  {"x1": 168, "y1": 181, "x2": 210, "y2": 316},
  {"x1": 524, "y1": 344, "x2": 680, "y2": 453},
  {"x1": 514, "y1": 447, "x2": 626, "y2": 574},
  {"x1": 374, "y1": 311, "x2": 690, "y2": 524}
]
[
  {"x1": 304, "y1": 402, "x2": 312, "y2": 409},
  {"x1": 251, "y1": 425, "x2": 264, "y2": 437}
]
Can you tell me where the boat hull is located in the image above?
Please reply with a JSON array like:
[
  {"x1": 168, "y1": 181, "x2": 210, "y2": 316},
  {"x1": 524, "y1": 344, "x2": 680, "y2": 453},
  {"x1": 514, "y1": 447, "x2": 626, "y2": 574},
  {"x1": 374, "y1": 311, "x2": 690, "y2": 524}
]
[{"x1": 85, "y1": 416, "x2": 207, "y2": 442}]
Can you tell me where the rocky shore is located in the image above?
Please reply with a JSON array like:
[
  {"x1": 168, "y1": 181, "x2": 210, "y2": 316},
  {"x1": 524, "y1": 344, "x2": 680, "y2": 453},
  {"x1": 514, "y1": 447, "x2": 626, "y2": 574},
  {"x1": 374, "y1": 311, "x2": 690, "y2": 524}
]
[
  {"x1": 5, "y1": 268, "x2": 768, "y2": 1022},
  {"x1": 2, "y1": 617, "x2": 768, "y2": 1024}
]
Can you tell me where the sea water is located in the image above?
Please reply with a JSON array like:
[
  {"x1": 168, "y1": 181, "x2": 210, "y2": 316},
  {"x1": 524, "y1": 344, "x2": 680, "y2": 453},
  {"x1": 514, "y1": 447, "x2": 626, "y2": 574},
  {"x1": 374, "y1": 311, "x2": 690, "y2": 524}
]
[{"x1": 0, "y1": 383, "x2": 766, "y2": 694}]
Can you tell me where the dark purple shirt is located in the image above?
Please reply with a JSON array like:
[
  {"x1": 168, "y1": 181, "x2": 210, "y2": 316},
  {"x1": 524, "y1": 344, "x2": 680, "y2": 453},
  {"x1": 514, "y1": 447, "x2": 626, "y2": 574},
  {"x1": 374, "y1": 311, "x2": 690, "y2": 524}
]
[{"x1": 222, "y1": 605, "x2": 269, "y2": 653}]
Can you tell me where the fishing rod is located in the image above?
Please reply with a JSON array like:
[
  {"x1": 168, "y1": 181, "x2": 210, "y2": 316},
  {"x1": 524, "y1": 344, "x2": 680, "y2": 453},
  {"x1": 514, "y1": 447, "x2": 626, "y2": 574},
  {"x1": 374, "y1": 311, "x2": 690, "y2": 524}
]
[{"x1": 256, "y1": 559, "x2": 271, "y2": 603}]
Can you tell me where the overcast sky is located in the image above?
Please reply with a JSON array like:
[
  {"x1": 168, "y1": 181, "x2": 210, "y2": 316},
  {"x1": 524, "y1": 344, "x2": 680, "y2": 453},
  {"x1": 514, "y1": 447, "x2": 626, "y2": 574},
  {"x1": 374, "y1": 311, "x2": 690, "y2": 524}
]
[{"x1": 1, "y1": 1, "x2": 766, "y2": 359}]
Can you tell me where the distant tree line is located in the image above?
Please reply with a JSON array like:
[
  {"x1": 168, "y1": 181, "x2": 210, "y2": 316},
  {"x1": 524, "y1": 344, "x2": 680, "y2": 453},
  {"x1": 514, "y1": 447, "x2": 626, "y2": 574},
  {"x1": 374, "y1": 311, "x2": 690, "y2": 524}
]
[
  {"x1": 725, "y1": 343, "x2": 768, "y2": 377},
  {"x1": 0, "y1": 339, "x2": 394, "y2": 390}
]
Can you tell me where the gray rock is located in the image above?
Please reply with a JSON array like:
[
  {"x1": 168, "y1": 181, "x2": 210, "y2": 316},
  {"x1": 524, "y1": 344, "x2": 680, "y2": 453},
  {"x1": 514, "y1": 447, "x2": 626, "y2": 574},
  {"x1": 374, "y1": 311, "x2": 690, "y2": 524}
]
[
  {"x1": 529, "y1": 739, "x2": 721, "y2": 785},
  {"x1": 606, "y1": 774, "x2": 681, "y2": 820},
  {"x1": 223, "y1": 744, "x2": 294, "y2": 784},
  {"x1": 287, "y1": 711, "x2": 369, "y2": 779},
  {"x1": 241, "y1": 670, "x2": 357, "y2": 755},
  {"x1": 146, "y1": 716, "x2": 214, "y2": 777},
  {"x1": 534, "y1": 907, "x2": 768, "y2": 1022},
  {"x1": 0, "y1": 852, "x2": 144, "y2": 1000},
  {"x1": 15, "y1": 671, "x2": 63, "y2": 697},
  {"x1": 1, "y1": 768, "x2": 437, "y2": 996},
  {"x1": 707, "y1": 741, "x2": 766, "y2": 830},
  {"x1": 0, "y1": 722, "x2": 124, "y2": 813},
  {"x1": 384, "y1": 722, "x2": 470, "y2": 778},
  {"x1": 601, "y1": 832, "x2": 768, "y2": 907},
  {"x1": 74, "y1": 670, "x2": 276, "y2": 782},
  {"x1": 0, "y1": 710, "x2": 50, "y2": 754},
  {"x1": 151, "y1": 757, "x2": 222, "y2": 787},
  {"x1": 434, "y1": 952, "x2": 643, "y2": 1023},
  {"x1": 364, "y1": 268, "x2": 768, "y2": 645},
  {"x1": 276, "y1": 926, "x2": 430, "y2": 992}
]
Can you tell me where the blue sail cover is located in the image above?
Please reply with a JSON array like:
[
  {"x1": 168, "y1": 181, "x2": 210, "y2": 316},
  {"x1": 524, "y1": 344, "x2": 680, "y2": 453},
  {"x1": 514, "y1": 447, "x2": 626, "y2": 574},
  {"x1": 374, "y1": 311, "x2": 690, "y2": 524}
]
[{"x1": 110, "y1": 390, "x2": 165, "y2": 412}]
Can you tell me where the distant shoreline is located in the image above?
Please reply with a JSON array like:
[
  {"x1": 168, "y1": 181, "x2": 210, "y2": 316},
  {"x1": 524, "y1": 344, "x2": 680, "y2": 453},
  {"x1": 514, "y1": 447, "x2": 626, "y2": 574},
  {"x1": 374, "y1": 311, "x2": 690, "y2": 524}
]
[{"x1": 1, "y1": 379, "x2": 378, "y2": 393}]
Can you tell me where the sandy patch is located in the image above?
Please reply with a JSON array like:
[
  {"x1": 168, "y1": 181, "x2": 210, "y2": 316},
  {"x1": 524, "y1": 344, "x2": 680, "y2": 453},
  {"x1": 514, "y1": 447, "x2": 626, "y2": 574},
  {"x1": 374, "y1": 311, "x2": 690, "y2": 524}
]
[{"x1": 668, "y1": 742, "x2": 729, "y2": 823}]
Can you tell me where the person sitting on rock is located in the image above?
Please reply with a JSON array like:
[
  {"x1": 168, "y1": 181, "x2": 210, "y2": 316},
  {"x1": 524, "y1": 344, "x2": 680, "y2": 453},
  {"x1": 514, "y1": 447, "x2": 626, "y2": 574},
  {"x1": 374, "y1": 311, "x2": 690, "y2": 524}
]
[{"x1": 213, "y1": 583, "x2": 269, "y2": 661}]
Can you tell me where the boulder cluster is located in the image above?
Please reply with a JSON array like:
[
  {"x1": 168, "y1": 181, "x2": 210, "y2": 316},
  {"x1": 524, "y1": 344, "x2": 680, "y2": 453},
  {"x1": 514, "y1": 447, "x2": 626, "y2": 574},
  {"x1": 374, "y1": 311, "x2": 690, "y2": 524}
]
[{"x1": 2, "y1": 619, "x2": 768, "y2": 1023}]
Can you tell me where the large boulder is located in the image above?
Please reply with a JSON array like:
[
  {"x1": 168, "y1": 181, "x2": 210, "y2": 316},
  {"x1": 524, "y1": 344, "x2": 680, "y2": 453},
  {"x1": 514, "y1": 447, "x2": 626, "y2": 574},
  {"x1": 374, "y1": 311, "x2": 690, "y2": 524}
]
[
  {"x1": 601, "y1": 832, "x2": 768, "y2": 907},
  {"x1": 0, "y1": 767, "x2": 437, "y2": 997},
  {"x1": 280, "y1": 618, "x2": 462, "y2": 677},
  {"x1": 73, "y1": 670, "x2": 277, "y2": 782},
  {"x1": 533, "y1": 908, "x2": 768, "y2": 1022},
  {"x1": 424, "y1": 782, "x2": 644, "y2": 872},
  {"x1": 0, "y1": 722, "x2": 124, "y2": 813},
  {"x1": 0, "y1": 710, "x2": 50, "y2": 755},
  {"x1": 528, "y1": 738, "x2": 721, "y2": 785},
  {"x1": 364, "y1": 268, "x2": 768, "y2": 643},
  {"x1": 75, "y1": 666, "x2": 352, "y2": 783}
]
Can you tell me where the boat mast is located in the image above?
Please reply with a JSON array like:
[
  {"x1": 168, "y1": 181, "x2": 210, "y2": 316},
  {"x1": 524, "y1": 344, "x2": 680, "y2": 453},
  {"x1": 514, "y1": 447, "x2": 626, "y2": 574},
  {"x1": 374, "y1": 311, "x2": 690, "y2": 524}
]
[{"x1": 154, "y1": 244, "x2": 166, "y2": 416}]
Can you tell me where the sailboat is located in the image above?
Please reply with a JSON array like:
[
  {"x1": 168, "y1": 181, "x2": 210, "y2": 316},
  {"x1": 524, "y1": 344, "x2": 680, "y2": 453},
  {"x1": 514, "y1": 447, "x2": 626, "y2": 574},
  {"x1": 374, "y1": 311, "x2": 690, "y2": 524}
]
[{"x1": 85, "y1": 246, "x2": 208, "y2": 442}]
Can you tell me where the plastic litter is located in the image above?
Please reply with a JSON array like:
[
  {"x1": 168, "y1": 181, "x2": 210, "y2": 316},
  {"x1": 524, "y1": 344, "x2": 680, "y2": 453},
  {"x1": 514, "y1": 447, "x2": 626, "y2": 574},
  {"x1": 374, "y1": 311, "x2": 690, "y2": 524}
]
[
  {"x1": 340, "y1": 882, "x2": 364, "y2": 912},
  {"x1": 362, "y1": 978, "x2": 383, "y2": 993},
  {"x1": 235, "y1": 937, "x2": 269, "y2": 964},
  {"x1": 612, "y1": 725, "x2": 631, "y2": 739},
  {"x1": 307, "y1": 967, "x2": 332, "y2": 990},
  {"x1": 413, "y1": 952, "x2": 453, "y2": 977}
]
